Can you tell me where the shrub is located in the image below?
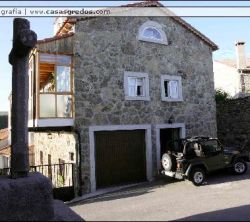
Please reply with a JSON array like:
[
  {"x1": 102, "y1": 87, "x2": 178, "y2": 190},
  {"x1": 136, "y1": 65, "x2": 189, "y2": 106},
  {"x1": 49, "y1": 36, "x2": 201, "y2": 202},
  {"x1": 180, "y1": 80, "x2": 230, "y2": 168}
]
[{"x1": 215, "y1": 89, "x2": 231, "y2": 102}]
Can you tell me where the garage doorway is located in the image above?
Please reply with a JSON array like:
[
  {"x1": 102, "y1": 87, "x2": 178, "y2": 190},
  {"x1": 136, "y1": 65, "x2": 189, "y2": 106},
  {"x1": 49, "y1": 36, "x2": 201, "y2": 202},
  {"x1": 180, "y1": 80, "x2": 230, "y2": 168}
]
[
  {"x1": 95, "y1": 130, "x2": 147, "y2": 189},
  {"x1": 156, "y1": 123, "x2": 186, "y2": 170},
  {"x1": 89, "y1": 125, "x2": 152, "y2": 192},
  {"x1": 160, "y1": 128, "x2": 180, "y2": 157}
]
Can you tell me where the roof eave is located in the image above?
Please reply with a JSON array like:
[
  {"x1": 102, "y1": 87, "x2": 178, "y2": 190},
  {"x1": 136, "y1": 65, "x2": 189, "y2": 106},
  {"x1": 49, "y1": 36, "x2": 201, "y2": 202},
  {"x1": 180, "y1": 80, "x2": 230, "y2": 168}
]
[
  {"x1": 37, "y1": 32, "x2": 74, "y2": 44},
  {"x1": 54, "y1": 1, "x2": 218, "y2": 50}
]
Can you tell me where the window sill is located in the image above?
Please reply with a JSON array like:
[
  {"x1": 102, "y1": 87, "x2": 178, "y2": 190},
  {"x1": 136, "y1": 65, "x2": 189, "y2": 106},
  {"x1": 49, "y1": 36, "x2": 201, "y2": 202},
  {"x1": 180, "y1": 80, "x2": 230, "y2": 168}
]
[
  {"x1": 161, "y1": 97, "x2": 183, "y2": 102},
  {"x1": 29, "y1": 118, "x2": 74, "y2": 127},
  {"x1": 125, "y1": 96, "x2": 150, "y2": 101},
  {"x1": 138, "y1": 38, "x2": 168, "y2": 46}
]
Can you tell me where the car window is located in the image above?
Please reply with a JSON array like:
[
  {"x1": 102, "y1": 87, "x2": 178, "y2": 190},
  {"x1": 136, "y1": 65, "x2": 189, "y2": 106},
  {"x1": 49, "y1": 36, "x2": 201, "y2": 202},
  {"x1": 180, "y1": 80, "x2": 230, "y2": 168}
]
[
  {"x1": 167, "y1": 139, "x2": 184, "y2": 152},
  {"x1": 201, "y1": 140, "x2": 221, "y2": 154},
  {"x1": 186, "y1": 142, "x2": 194, "y2": 153}
]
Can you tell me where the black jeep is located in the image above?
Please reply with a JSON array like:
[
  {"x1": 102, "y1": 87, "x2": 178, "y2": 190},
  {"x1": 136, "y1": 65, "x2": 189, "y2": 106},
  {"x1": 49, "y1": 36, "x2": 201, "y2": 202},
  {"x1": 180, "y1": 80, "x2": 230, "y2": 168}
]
[{"x1": 161, "y1": 136, "x2": 250, "y2": 186}]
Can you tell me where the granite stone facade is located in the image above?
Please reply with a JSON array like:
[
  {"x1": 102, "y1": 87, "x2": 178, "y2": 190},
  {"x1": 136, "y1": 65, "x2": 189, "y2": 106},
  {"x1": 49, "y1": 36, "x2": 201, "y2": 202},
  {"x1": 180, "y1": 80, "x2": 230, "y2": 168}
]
[
  {"x1": 73, "y1": 17, "x2": 217, "y2": 193},
  {"x1": 240, "y1": 73, "x2": 250, "y2": 95}
]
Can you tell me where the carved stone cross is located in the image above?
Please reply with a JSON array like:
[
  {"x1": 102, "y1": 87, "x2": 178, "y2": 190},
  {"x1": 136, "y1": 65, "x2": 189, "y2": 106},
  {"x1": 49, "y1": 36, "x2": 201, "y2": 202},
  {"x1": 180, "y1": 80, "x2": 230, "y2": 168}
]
[{"x1": 9, "y1": 18, "x2": 37, "y2": 178}]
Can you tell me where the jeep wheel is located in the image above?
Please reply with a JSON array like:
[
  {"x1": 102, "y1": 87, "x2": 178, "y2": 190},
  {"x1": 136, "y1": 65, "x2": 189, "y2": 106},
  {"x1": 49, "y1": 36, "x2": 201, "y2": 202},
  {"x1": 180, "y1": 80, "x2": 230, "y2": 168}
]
[
  {"x1": 162, "y1": 153, "x2": 174, "y2": 171},
  {"x1": 190, "y1": 168, "x2": 205, "y2": 186},
  {"x1": 232, "y1": 159, "x2": 247, "y2": 175}
]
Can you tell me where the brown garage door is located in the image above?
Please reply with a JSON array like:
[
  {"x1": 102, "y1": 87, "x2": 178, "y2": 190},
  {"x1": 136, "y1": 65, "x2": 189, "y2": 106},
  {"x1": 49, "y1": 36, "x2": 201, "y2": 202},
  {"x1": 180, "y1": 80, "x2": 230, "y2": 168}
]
[{"x1": 95, "y1": 130, "x2": 147, "y2": 189}]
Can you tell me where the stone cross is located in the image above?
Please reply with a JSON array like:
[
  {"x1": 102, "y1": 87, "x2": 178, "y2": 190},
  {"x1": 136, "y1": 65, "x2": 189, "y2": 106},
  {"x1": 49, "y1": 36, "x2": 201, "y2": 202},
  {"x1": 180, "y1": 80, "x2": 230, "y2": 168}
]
[{"x1": 9, "y1": 18, "x2": 37, "y2": 178}]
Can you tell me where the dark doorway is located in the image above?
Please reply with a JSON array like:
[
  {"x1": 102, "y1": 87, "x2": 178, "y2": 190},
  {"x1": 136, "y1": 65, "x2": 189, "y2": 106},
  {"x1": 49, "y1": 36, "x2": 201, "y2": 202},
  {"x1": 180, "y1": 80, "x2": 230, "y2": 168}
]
[
  {"x1": 160, "y1": 128, "x2": 180, "y2": 157},
  {"x1": 95, "y1": 130, "x2": 147, "y2": 189}
]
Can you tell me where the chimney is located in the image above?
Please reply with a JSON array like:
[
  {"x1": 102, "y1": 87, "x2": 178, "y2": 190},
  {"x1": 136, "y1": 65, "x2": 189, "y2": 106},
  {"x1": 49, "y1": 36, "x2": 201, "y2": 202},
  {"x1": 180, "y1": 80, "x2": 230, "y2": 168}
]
[{"x1": 235, "y1": 41, "x2": 247, "y2": 69}]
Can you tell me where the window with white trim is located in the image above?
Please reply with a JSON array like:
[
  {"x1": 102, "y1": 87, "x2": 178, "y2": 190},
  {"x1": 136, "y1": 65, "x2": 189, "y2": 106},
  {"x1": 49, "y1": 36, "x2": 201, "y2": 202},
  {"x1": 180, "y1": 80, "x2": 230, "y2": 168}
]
[
  {"x1": 138, "y1": 21, "x2": 168, "y2": 45},
  {"x1": 124, "y1": 72, "x2": 150, "y2": 101},
  {"x1": 161, "y1": 75, "x2": 183, "y2": 101}
]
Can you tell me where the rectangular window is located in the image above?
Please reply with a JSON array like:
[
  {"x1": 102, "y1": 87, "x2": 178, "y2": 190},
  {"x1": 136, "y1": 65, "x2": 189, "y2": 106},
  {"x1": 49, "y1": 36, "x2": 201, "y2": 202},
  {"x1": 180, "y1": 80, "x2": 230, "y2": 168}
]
[
  {"x1": 164, "y1": 80, "x2": 179, "y2": 99},
  {"x1": 124, "y1": 72, "x2": 150, "y2": 101},
  {"x1": 161, "y1": 75, "x2": 183, "y2": 101},
  {"x1": 40, "y1": 94, "x2": 56, "y2": 118},
  {"x1": 40, "y1": 151, "x2": 43, "y2": 165},
  {"x1": 128, "y1": 77, "x2": 145, "y2": 97},
  {"x1": 69, "y1": 152, "x2": 74, "y2": 161},
  {"x1": 202, "y1": 140, "x2": 221, "y2": 154},
  {"x1": 136, "y1": 78, "x2": 144, "y2": 96},
  {"x1": 164, "y1": 80, "x2": 169, "y2": 98},
  {"x1": 56, "y1": 66, "x2": 71, "y2": 92},
  {"x1": 38, "y1": 53, "x2": 73, "y2": 118},
  {"x1": 57, "y1": 95, "x2": 72, "y2": 118},
  {"x1": 48, "y1": 154, "x2": 52, "y2": 180},
  {"x1": 58, "y1": 158, "x2": 65, "y2": 177}
]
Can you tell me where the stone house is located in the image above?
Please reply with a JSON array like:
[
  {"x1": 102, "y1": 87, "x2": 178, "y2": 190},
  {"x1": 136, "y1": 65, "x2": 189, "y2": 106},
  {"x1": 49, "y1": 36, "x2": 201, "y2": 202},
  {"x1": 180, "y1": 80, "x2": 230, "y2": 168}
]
[
  {"x1": 27, "y1": 1, "x2": 218, "y2": 194},
  {"x1": 0, "y1": 128, "x2": 10, "y2": 169},
  {"x1": 214, "y1": 41, "x2": 250, "y2": 98}
]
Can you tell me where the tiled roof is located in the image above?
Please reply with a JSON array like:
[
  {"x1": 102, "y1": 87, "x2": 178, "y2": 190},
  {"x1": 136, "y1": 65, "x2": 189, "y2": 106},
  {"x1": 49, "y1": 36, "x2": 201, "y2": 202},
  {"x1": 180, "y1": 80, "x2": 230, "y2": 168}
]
[
  {"x1": 0, "y1": 128, "x2": 8, "y2": 141},
  {"x1": 121, "y1": 0, "x2": 163, "y2": 7},
  {"x1": 0, "y1": 145, "x2": 10, "y2": 153}
]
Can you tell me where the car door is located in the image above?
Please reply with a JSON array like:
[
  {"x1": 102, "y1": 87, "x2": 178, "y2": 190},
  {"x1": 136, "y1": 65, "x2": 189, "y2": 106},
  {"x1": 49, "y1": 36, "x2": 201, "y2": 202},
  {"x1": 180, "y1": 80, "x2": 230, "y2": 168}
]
[{"x1": 201, "y1": 139, "x2": 226, "y2": 171}]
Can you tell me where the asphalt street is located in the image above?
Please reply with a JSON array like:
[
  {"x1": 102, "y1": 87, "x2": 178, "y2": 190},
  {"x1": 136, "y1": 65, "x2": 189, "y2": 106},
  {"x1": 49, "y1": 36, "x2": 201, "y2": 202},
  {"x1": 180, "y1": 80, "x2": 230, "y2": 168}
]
[{"x1": 70, "y1": 164, "x2": 250, "y2": 221}]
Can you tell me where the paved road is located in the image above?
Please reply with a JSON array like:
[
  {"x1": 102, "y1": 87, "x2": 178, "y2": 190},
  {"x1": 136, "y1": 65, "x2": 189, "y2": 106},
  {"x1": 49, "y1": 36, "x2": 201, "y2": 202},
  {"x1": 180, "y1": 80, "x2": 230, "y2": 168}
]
[{"x1": 70, "y1": 165, "x2": 250, "y2": 221}]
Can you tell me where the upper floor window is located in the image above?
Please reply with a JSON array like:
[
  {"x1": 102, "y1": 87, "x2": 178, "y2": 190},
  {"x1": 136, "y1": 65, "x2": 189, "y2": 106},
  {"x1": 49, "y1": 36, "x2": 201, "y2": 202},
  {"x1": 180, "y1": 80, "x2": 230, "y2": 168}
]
[
  {"x1": 143, "y1": 27, "x2": 162, "y2": 40},
  {"x1": 161, "y1": 75, "x2": 183, "y2": 102},
  {"x1": 38, "y1": 53, "x2": 73, "y2": 118},
  {"x1": 138, "y1": 21, "x2": 168, "y2": 45},
  {"x1": 124, "y1": 71, "x2": 150, "y2": 101},
  {"x1": 128, "y1": 77, "x2": 145, "y2": 97}
]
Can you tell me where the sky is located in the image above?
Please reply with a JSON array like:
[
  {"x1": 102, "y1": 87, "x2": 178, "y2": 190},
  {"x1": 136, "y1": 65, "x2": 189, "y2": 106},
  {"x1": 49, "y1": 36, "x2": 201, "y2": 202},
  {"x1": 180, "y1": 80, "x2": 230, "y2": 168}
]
[{"x1": 1, "y1": 1, "x2": 250, "y2": 111}]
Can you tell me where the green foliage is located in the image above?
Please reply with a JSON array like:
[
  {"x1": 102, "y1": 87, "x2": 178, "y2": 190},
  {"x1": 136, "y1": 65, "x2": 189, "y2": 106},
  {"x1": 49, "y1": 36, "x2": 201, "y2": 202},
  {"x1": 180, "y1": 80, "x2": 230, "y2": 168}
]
[
  {"x1": 215, "y1": 89, "x2": 231, "y2": 102},
  {"x1": 57, "y1": 175, "x2": 65, "y2": 187}
]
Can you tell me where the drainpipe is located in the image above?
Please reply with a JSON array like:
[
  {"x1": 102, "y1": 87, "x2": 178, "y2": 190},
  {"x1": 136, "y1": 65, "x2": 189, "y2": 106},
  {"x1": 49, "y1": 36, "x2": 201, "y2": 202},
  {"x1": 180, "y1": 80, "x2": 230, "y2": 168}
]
[{"x1": 74, "y1": 128, "x2": 83, "y2": 196}]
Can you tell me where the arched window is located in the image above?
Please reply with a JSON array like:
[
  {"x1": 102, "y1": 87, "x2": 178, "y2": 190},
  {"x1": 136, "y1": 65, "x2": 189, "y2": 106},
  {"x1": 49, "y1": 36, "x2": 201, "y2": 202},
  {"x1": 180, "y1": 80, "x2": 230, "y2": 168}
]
[
  {"x1": 143, "y1": 27, "x2": 162, "y2": 40},
  {"x1": 138, "y1": 21, "x2": 168, "y2": 45}
]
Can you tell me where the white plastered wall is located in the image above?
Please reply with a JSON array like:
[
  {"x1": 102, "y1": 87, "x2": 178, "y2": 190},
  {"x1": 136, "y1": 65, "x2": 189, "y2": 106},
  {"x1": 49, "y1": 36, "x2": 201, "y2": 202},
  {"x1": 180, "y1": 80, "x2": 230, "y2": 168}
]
[{"x1": 213, "y1": 61, "x2": 240, "y2": 97}]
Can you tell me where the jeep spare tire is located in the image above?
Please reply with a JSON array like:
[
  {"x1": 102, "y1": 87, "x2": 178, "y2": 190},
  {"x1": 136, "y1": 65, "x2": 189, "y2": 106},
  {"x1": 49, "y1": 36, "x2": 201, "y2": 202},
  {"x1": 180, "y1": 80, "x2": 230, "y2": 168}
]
[{"x1": 162, "y1": 153, "x2": 175, "y2": 171}]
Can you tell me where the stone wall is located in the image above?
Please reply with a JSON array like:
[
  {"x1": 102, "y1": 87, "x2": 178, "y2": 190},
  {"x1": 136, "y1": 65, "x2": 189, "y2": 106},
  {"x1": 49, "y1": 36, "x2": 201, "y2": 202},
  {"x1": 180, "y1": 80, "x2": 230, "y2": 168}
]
[
  {"x1": 30, "y1": 131, "x2": 77, "y2": 188},
  {"x1": 240, "y1": 73, "x2": 250, "y2": 95},
  {"x1": 217, "y1": 97, "x2": 250, "y2": 148},
  {"x1": 31, "y1": 131, "x2": 76, "y2": 165},
  {"x1": 73, "y1": 17, "x2": 217, "y2": 193}
]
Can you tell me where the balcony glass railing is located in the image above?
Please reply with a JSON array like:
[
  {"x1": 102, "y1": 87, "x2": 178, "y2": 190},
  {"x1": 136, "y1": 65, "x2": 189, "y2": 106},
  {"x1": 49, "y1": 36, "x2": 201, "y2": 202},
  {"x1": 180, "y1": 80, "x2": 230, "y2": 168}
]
[{"x1": 40, "y1": 94, "x2": 72, "y2": 118}]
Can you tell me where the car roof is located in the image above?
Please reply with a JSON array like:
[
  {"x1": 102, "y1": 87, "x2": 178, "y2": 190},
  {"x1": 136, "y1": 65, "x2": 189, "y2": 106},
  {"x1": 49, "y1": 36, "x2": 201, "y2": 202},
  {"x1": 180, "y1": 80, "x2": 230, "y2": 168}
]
[{"x1": 185, "y1": 136, "x2": 218, "y2": 143}]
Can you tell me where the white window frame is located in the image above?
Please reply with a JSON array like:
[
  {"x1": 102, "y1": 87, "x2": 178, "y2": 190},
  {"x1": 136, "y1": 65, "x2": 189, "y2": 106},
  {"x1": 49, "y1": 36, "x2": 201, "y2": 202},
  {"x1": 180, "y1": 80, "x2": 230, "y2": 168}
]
[
  {"x1": 161, "y1": 75, "x2": 183, "y2": 102},
  {"x1": 124, "y1": 71, "x2": 150, "y2": 101},
  {"x1": 89, "y1": 124, "x2": 153, "y2": 193},
  {"x1": 138, "y1": 21, "x2": 168, "y2": 45}
]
